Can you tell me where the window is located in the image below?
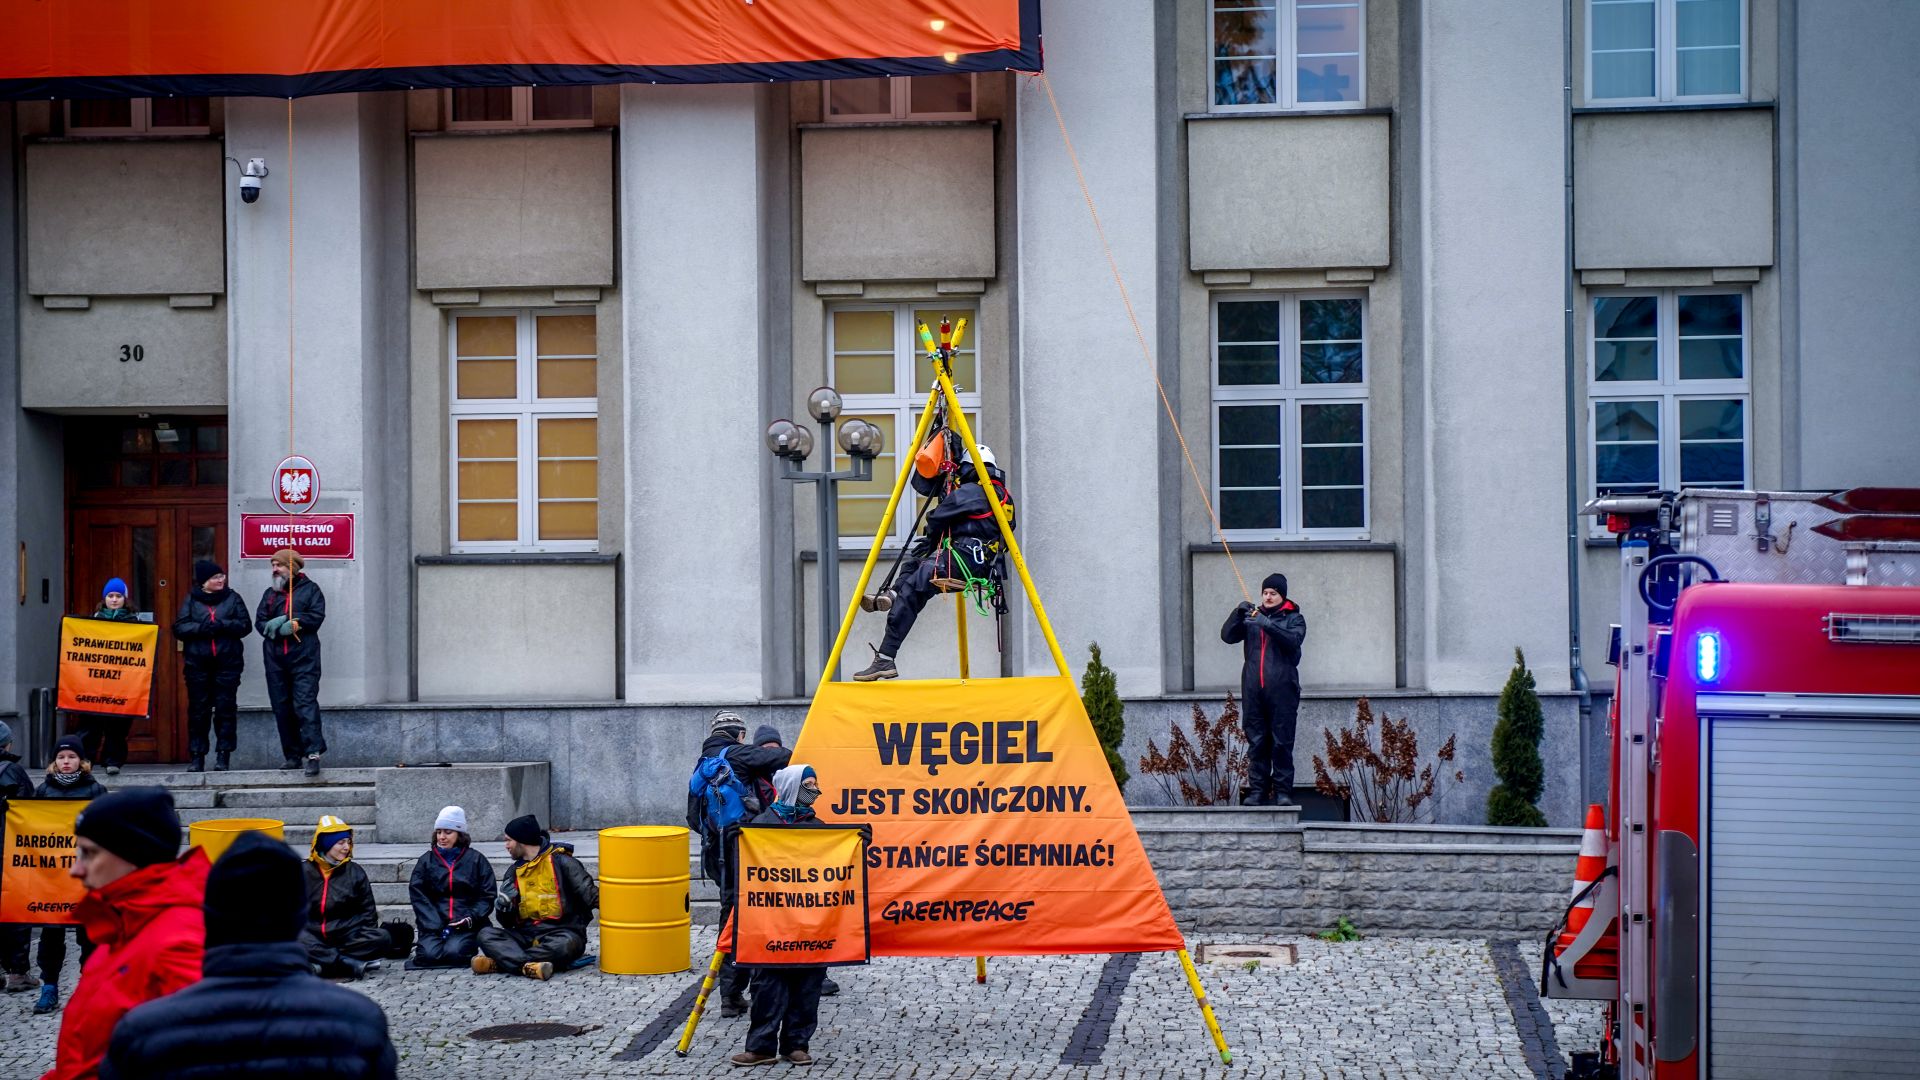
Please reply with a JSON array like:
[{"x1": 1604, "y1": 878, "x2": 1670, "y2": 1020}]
[
  {"x1": 65, "y1": 98, "x2": 210, "y2": 135},
  {"x1": 824, "y1": 75, "x2": 976, "y2": 121},
  {"x1": 1589, "y1": 0, "x2": 1744, "y2": 103},
  {"x1": 828, "y1": 304, "x2": 982, "y2": 547},
  {"x1": 449, "y1": 312, "x2": 599, "y2": 552},
  {"x1": 1589, "y1": 290, "x2": 1748, "y2": 507},
  {"x1": 1213, "y1": 0, "x2": 1364, "y2": 110},
  {"x1": 1211, "y1": 294, "x2": 1368, "y2": 538},
  {"x1": 446, "y1": 86, "x2": 595, "y2": 129}
]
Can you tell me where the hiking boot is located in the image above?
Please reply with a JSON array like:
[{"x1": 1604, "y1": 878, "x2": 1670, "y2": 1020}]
[
  {"x1": 853, "y1": 647, "x2": 897, "y2": 682},
  {"x1": 720, "y1": 994, "x2": 749, "y2": 1018},
  {"x1": 729, "y1": 1051, "x2": 778, "y2": 1067},
  {"x1": 33, "y1": 984, "x2": 58, "y2": 1014},
  {"x1": 104, "y1": 766, "x2": 120, "y2": 776},
  {"x1": 470, "y1": 955, "x2": 497, "y2": 975},
  {"x1": 522, "y1": 962, "x2": 554, "y2": 981},
  {"x1": 341, "y1": 958, "x2": 369, "y2": 981},
  {"x1": 820, "y1": 976, "x2": 840, "y2": 997},
  {"x1": 1238, "y1": 788, "x2": 1263, "y2": 807},
  {"x1": 213, "y1": 751, "x2": 231, "y2": 772},
  {"x1": 281, "y1": 757, "x2": 302, "y2": 770},
  {"x1": 785, "y1": 1050, "x2": 814, "y2": 1065},
  {"x1": 303, "y1": 755, "x2": 321, "y2": 777},
  {"x1": 4, "y1": 972, "x2": 36, "y2": 993},
  {"x1": 859, "y1": 590, "x2": 895, "y2": 613},
  {"x1": 186, "y1": 756, "x2": 205, "y2": 773},
  {"x1": 1263, "y1": 792, "x2": 1296, "y2": 807}
]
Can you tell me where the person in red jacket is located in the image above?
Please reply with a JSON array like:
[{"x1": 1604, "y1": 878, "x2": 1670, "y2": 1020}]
[{"x1": 44, "y1": 787, "x2": 207, "y2": 1080}]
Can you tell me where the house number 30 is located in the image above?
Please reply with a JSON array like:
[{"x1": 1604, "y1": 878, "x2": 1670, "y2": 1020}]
[{"x1": 118, "y1": 345, "x2": 144, "y2": 363}]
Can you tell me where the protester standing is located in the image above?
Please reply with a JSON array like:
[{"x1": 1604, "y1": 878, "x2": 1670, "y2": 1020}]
[
  {"x1": 171, "y1": 560, "x2": 250, "y2": 772},
  {"x1": 255, "y1": 549, "x2": 326, "y2": 776},
  {"x1": 27, "y1": 736, "x2": 109, "y2": 1015},
  {"x1": 82, "y1": 579, "x2": 140, "y2": 775},
  {"x1": 731, "y1": 764, "x2": 832, "y2": 1067},
  {"x1": 473, "y1": 815, "x2": 596, "y2": 980},
  {"x1": 103, "y1": 831, "x2": 398, "y2": 1079},
  {"x1": 45, "y1": 787, "x2": 207, "y2": 1080},
  {"x1": 1221, "y1": 572, "x2": 1308, "y2": 806},
  {"x1": 302, "y1": 816, "x2": 408, "y2": 980},
  {"x1": 0, "y1": 720, "x2": 41, "y2": 994},
  {"x1": 688, "y1": 711, "x2": 792, "y2": 1017},
  {"x1": 408, "y1": 806, "x2": 497, "y2": 968}
]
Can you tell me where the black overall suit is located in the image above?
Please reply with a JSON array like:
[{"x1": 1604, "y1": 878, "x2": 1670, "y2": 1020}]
[
  {"x1": 1221, "y1": 599, "x2": 1307, "y2": 802},
  {"x1": 173, "y1": 586, "x2": 251, "y2": 758},
  {"x1": 256, "y1": 574, "x2": 327, "y2": 760}
]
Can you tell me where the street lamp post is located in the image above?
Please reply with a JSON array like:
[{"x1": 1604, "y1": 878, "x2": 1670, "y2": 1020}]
[{"x1": 768, "y1": 387, "x2": 884, "y2": 684}]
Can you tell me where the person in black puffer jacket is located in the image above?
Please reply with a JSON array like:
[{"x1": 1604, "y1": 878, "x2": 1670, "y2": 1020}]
[
  {"x1": 409, "y1": 806, "x2": 497, "y2": 968},
  {"x1": 301, "y1": 817, "x2": 408, "y2": 979},
  {"x1": 26, "y1": 735, "x2": 110, "y2": 1013},
  {"x1": 255, "y1": 549, "x2": 327, "y2": 775},
  {"x1": 102, "y1": 830, "x2": 397, "y2": 1079},
  {"x1": 172, "y1": 560, "x2": 251, "y2": 773},
  {"x1": 1221, "y1": 572, "x2": 1308, "y2": 806},
  {"x1": 0, "y1": 720, "x2": 40, "y2": 994}
]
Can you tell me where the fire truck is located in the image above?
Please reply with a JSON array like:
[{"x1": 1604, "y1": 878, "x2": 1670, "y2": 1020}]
[{"x1": 1549, "y1": 488, "x2": 1920, "y2": 1080}]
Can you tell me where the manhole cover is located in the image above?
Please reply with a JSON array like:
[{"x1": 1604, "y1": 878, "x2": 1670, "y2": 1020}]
[
  {"x1": 1197, "y1": 942, "x2": 1297, "y2": 968},
  {"x1": 470, "y1": 1022, "x2": 598, "y2": 1043}
]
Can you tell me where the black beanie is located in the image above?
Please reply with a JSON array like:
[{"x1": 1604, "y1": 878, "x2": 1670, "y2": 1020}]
[
  {"x1": 75, "y1": 787, "x2": 181, "y2": 869},
  {"x1": 205, "y1": 831, "x2": 307, "y2": 947},
  {"x1": 752, "y1": 724, "x2": 783, "y2": 747},
  {"x1": 194, "y1": 560, "x2": 225, "y2": 588},
  {"x1": 503, "y1": 814, "x2": 546, "y2": 846},
  {"x1": 1262, "y1": 573, "x2": 1288, "y2": 598},
  {"x1": 54, "y1": 734, "x2": 86, "y2": 759}
]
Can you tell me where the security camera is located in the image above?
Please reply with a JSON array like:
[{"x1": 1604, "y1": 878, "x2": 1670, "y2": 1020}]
[{"x1": 238, "y1": 158, "x2": 269, "y2": 204}]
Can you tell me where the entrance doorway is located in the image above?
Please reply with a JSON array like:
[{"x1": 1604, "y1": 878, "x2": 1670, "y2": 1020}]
[{"x1": 66, "y1": 418, "x2": 229, "y2": 763}]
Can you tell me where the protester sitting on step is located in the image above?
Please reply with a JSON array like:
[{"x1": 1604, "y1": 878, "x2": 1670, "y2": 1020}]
[
  {"x1": 302, "y1": 816, "x2": 410, "y2": 980},
  {"x1": 689, "y1": 711, "x2": 792, "y2": 1017},
  {"x1": 472, "y1": 815, "x2": 596, "y2": 980},
  {"x1": 0, "y1": 719, "x2": 40, "y2": 994},
  {"x1": 104, "y1": 831, "x2": 398, "y2": 1079},
  {"x1": 27, "y1": 736, "x2": 109, "y2": 1015},
  {"x1": 854, "y1": 444, "x2": 1014, "y2": 682},
  {"x1": 409, "y1": 805, "x2": 497, "y2": 968},
  {"x1": 731, "y1": 764, "x2": 833, "y2": 1068},
  {"x1": 48, "y1": 787, "x2": 207, "y2": 1080}
]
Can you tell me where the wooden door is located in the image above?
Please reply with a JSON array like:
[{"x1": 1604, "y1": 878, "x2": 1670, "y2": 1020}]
[{"x1": 66, "y1": 418, "x2": 230, "y2": 763}]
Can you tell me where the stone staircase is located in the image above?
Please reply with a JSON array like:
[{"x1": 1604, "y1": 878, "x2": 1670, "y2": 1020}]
[{"x1": 118, "y1": 765, "x2": 385, "y2": 847}]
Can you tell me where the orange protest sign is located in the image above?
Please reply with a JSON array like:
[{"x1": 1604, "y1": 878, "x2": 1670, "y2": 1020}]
[
  {"x1": 790, "y1": 676, "x2": 1184, "y2": 957},
  {"x1": 56, "y1": 616, "x2": 158, "y2": 718},
  {"x1": 729, "y1": 825, "x2": 870, "y2": 967},
  {"x1": 1, "y1": 801, "x2": 87, "y2": 925}
]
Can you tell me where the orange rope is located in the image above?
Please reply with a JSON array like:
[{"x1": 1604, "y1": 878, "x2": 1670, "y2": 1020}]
[
  {"x1": 1031, "y1": 71, "x2": 1252, "y2": 605},
  {"x1": 285, "y1": 99, "x2": 295, "y2": 459}
]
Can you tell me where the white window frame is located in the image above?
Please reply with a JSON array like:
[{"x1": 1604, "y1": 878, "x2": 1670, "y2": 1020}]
[
  {"x1": 828, "y1": 302, "x2": 983, "y2": 549},
  {"x1": 65, "y1": 98, "x2": 210, "y2": 136},
  {"x1": 447, "y1": 309, "x2": 599, "y2": 554},
  {"x1": 1587, "y1": 0, "x2": 1747, "y2": 105},
  {"x1": 1210, "y1": 292, "x2": 1370, "y2": 541},
  {"x1": 444, "y1": 86, "x2": 596, "y2": 131},
  {"x1": 1587, "y1": 288, "x2": 1751, "y2": 530},
  {"x1": 1211, "y1": 0, "x2": 1367, "y2": 113},
  {"x1": 821, "y1": 74, "x2": 978, "y2": 123}
]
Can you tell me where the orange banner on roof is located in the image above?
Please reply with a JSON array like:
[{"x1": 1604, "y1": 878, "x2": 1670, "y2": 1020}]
[
  {"x1": 790, "y1": 677, "x2": 1184, "y2": 957},
  {"x1": 0, "y1": 0, "x2": 1040, "y2": 100},
  {"x1": 56, "y1": 616, "x2": 158, "y2": 719}
]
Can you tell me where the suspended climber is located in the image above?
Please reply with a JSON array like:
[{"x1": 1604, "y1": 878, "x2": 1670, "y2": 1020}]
[{"x1": 854, "y1": 421, "x2": 1015, "y2": 682}]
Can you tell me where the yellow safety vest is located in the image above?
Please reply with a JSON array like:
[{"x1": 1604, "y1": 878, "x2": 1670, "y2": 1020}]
[{"x1": 514, "y1": 848, "x2": 565, "y2": 923}]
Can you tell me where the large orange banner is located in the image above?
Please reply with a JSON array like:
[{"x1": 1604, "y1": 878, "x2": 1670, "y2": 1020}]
[
  {"x1": 56, "y1": 616, "x2": 159, "y2": 719},
  {"x1": 0, "y1": 0, "x2": 1040, "y2": 100},
  {"x1": 729, "y1": 825, "x2": 870, "y2": 967},
  {"x1": 790, "y1": 677, "x2": 1184, "y2": 957},
  {"x1": 1, "y1": 801, "x2": 87, "y2": 925}
]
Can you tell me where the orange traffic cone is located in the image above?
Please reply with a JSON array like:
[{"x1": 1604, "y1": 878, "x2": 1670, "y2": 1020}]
[{"x1": 1554, "y1": 804, "x2": 1618, "y2": 980}]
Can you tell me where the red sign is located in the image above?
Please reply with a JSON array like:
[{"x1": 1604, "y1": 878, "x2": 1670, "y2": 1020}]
[
  {"x1": 274, "y1": 455, "x2": 319, "y2": 514},
  {"x1": 241, "y1": 514, "x2": 355, "y2": 560}
]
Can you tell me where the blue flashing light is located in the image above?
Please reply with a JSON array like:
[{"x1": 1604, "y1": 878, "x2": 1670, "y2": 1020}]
[{"x1": 1695, "y1": 631, "x2": 1721, "y2": 683}]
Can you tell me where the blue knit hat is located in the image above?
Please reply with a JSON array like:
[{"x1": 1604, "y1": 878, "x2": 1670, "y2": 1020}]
[{"x1": 103, "y1": 577, "x2": 129, "y2": 599}]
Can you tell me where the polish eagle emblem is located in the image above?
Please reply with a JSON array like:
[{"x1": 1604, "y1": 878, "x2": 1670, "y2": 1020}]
[{"x1": 280, "y1": 470, "x2": 312, "y2": 503}]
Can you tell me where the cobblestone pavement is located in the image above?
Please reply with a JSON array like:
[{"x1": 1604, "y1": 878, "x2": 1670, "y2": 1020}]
[{"x1": 0, "y1": 928, "x2": 1603, "y2": 1078}]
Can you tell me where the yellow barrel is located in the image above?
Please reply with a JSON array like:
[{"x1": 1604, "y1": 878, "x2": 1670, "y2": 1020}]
[
  {"x1": 188, "y1": 818, "x2": 286, "y2": 863},
  {"x1": 597, "y1": 825, "x2": 691, "y2": 975}
]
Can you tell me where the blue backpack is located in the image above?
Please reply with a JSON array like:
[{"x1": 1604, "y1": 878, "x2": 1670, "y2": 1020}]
[{"x1": 689, "y1": 749, "x2": 752, "y2": 844}]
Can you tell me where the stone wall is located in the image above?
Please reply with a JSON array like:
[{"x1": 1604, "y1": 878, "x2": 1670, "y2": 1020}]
[{"x1": 1135, "y1": 808, "x2": 1580, "y2": 938}]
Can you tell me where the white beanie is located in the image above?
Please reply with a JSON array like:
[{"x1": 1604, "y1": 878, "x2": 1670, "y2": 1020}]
[{"x1": 433, "y1": 805, "x2": 468, "y2": 833}]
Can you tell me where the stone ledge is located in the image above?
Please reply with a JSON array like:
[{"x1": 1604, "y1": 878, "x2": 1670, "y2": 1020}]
[
  {"x1": 1308, "y1": 842, "x2": 1580, "y2": 856},
  {"x1": 373, "y1": 762, "x2": 550, "y2": 845}
]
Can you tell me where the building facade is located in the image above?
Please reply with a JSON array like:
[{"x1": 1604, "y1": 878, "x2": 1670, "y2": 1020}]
[{"x1": 3, "y1": 0, "x2": 1915, "y2": 828}]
